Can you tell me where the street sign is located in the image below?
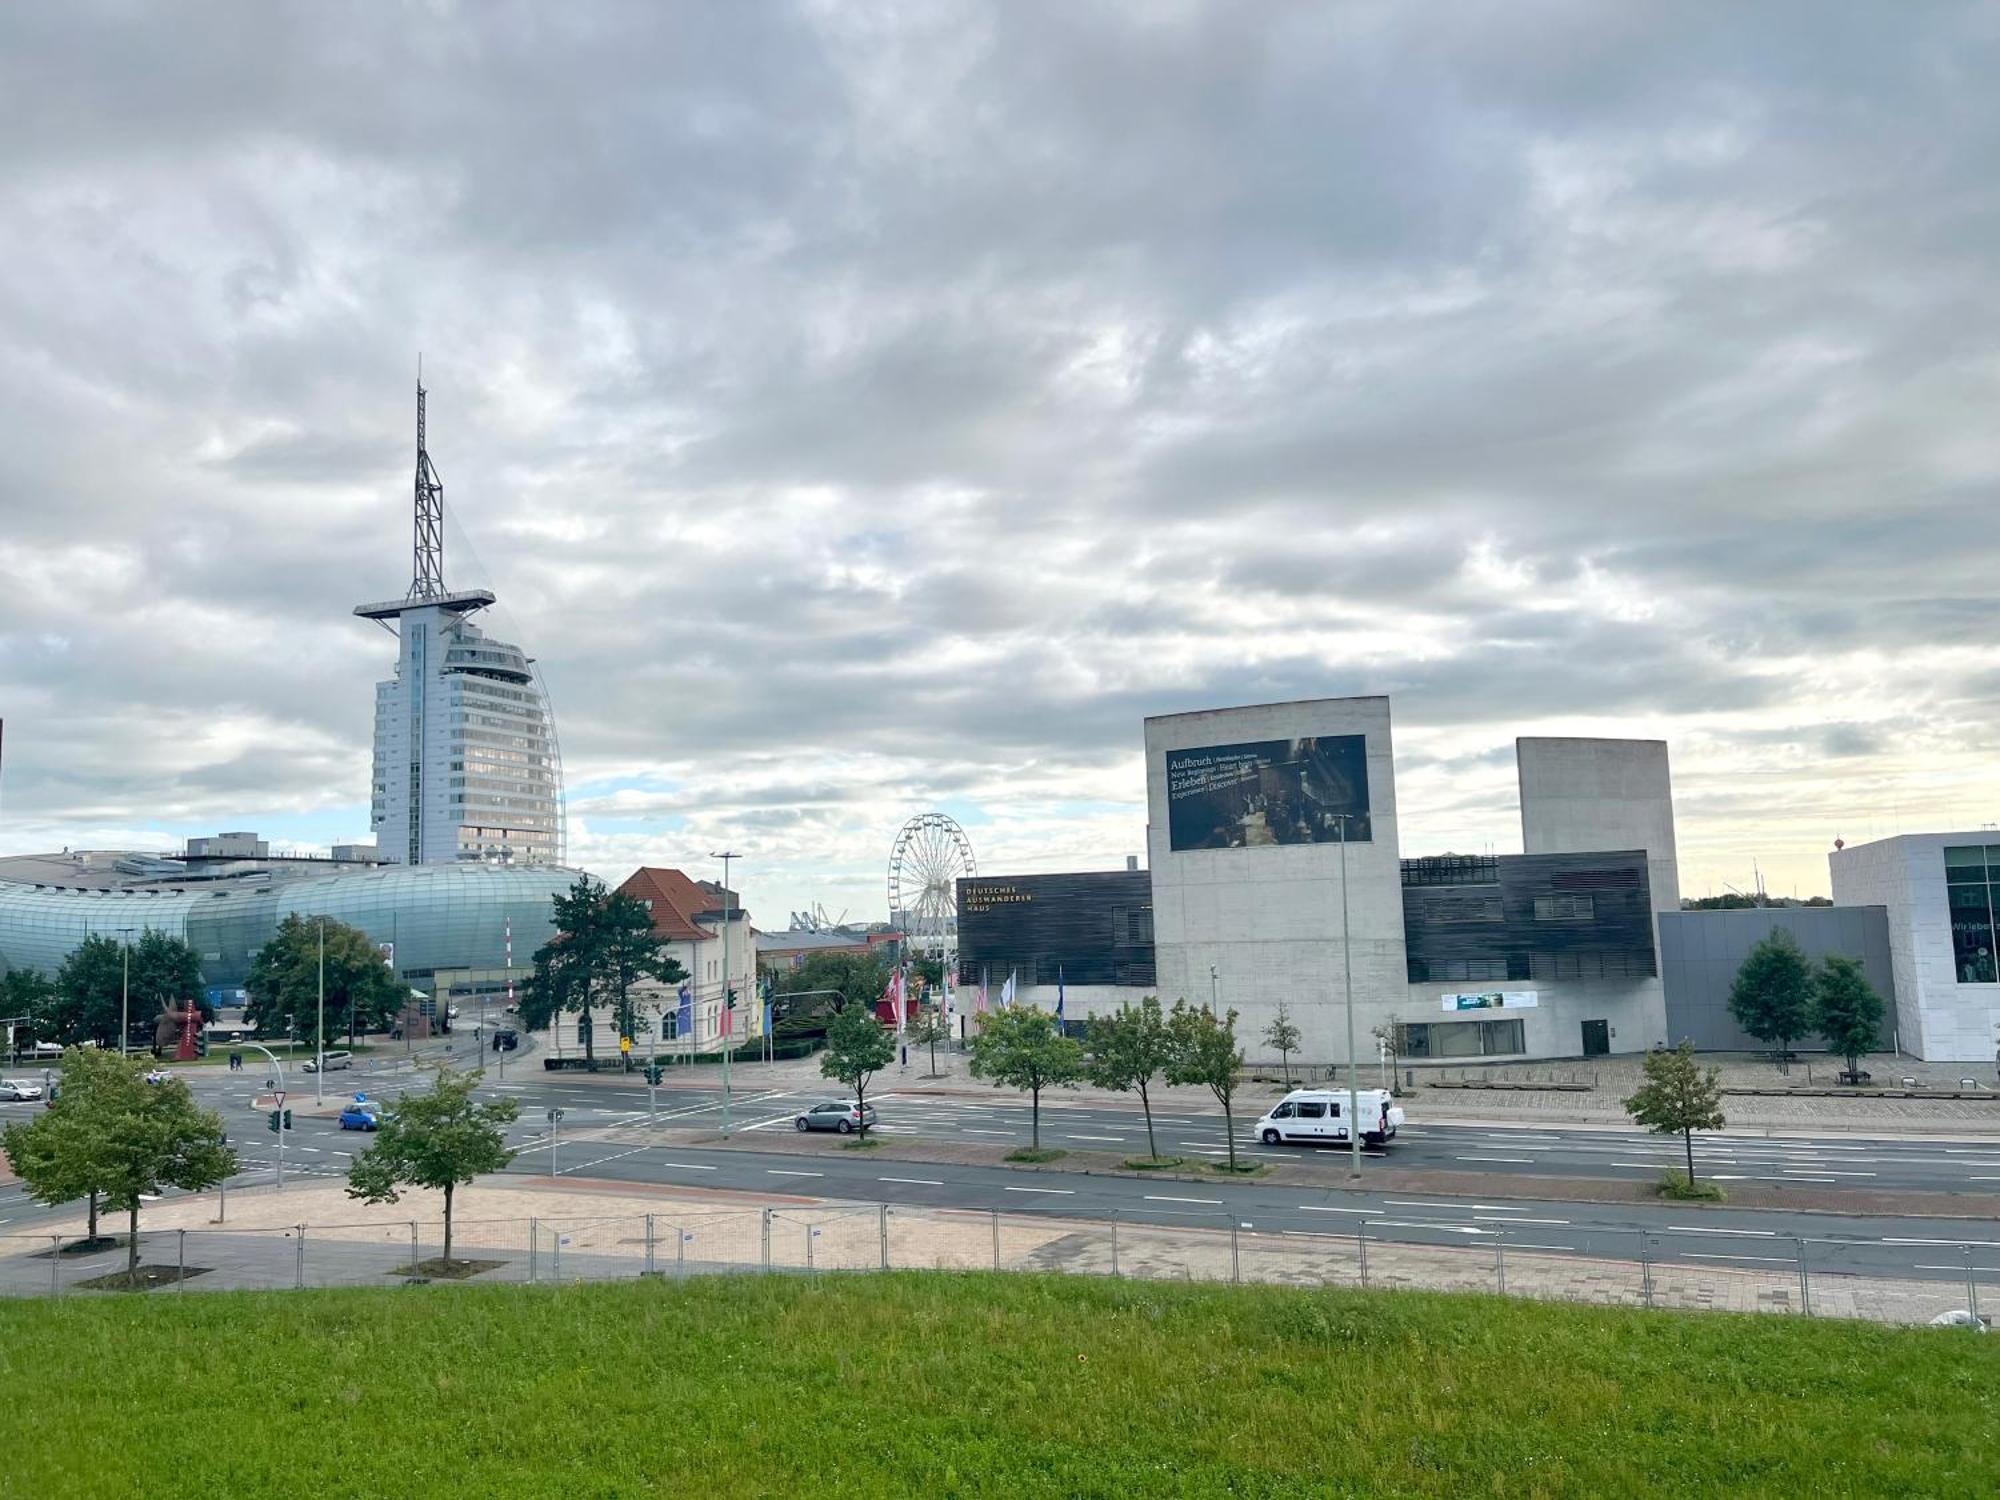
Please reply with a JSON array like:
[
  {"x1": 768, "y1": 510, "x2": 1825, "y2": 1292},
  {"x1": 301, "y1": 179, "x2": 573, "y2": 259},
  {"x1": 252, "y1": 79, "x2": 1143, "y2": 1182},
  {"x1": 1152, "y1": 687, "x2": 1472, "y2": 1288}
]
[
  {"x1": 546, "y1": 1107, "x2": 565, "y2": 1123},
  {"x1": 619, "y1": 1036, "x2": 632, "y2": 1055},
  {"x1": 273, "y1": 1090, "x2": 286, "y2": 1107}
]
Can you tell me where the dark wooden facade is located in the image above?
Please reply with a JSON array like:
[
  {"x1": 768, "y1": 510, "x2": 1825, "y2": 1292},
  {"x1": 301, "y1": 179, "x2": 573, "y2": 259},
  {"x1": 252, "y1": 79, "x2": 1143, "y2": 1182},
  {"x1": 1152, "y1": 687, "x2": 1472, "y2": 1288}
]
[{"x1": 1401, "y1": 850, "x2": 1656, "y2": 984}]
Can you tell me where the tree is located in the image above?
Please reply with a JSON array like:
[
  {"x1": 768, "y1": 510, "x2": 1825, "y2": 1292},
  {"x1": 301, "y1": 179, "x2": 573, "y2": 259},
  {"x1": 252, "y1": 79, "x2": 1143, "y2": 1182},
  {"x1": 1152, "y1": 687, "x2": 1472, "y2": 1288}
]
[
  {"x1": 1, "y1": 969, "x2": 55, "y2": 1054},
  {"x1": 968, "y1": 1006, "x2": 1084, "y2": 1151},
  {"x1": 1, "y1": 1045, "x2": 130, "y2": 1245},
  {"x1": 521, "y1": 877, "x2": 684, "y2": 1068},
  {"x1": 1262, "y1": 1002, "x2": 1302, "y2": 1087},
  {"x1": 768, "y1": 950, "x2": 896, "y2": 1012},
  {"x1": 1166, "y1": 1001, "x2": 1247, "y2": 1172},
  {"x1": 820, "y1": 1006, "x2": 895, "y2": 1139},
  {"x1": 1622, "y1": 1041, "x2": 1726, "y2": 1187},
  {"x1": 345, "y1": 1068, "x2": 519, "y2": 1267},
  {"x1": 8, "y1": 1048, "x2": 236, "y2": 1280},
  {"x1": 48, "y1": 935, "x2": 127, "y2": 1047},
  {"x1": 1727, "y1": 928, "x2": 1816, "y2": 1070},
  {"x1": 128, "y1": 930, "x2": 209, "y2": 1035},
  {"x1": 1086, "y1": 996, "x2": 1174, "y2": 1161},
  {"x1": 908, "y1": 1005, "x2": 951, "y2": 1077},
  {"x1": 245, "y1": 915, "x2": 406, "y2": 1049},
  {"x1": 101, "y1": 1068, "x2": 235, "y2": 1280},
  {"x1": 1815, "y1": 954, "x2": 1886, "y2": 1082}
]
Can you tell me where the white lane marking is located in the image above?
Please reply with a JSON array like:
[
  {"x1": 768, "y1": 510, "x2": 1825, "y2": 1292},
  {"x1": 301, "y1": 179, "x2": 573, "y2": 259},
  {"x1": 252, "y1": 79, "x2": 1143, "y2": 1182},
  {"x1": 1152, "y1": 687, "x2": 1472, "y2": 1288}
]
[
  {"x1": 1475, "y1": 1216, "x2": 1568, "y2": 1225},
  {"x1": 1296, "y1": 1205, "x2": 1382, "y2": 1215},
  {"x1": 1144, "y1": 1195, "x2": 1221, "y2": 1205},
  {"x1": 879, "y1": 1177, "x2": 944, "y2": 1186},
  {"x1": 1384, "y1": 1200, "x2": 1476, "y2": 1210},
  {"x1": 1372, "y1": 1220, "x2": 1488, "y2": 1235},
  {"x1": 962, "y1": 1128, "x2": 1017, "y2": 1137},
  {"x1": 565, "y1": 1143, "x2": 656, "y2": 1173},
  {"x1": 1004, "y1": 1186, "x2": 1073, "y2": 1195},
  {"x1": 1918, "y1": 1263, "x2": 2000, "y2": 1272},
  {"x1": 1454, "y1": 1155, "x2": 1531, "y2": 1164},
  {"x1": 659, "y1": 1162, "x2": 718, "y2": 1172},
  {"x1": 1782, "y1": 1169, "x2": 1876, "y2": 1178},
  {"x1": 766, "y1": 1169, "x2": 822, "y2": 1178},
  {"x1": 1063, "y1": 1134, "x2": 1126, "y2": 1142},
  {"x1": 1883, "y1": 1237, "x2": 2000, "y2": 1247},
  {"x1": 1666, "y1": 1226, "x2": 1777, "y2": 1237},
  {"x1": 1686, "y1": 1253, "x2": 1792, "y2": 1264}
]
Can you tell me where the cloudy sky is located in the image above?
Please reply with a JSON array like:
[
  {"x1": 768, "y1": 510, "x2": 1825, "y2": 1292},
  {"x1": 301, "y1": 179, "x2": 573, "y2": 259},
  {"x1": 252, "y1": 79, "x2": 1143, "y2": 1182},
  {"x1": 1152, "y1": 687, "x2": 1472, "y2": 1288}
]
[{"x1": 2, "y1": 2, "x2": 1998, "y2": 923}]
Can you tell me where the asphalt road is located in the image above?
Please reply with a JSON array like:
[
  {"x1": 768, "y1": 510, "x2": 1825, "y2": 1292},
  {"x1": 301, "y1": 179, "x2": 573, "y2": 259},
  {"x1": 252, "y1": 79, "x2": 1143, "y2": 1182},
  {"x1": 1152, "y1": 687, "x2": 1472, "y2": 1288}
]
[{"x1": 7, "y1": 1063, "x2": 2000, "y2": 1291}]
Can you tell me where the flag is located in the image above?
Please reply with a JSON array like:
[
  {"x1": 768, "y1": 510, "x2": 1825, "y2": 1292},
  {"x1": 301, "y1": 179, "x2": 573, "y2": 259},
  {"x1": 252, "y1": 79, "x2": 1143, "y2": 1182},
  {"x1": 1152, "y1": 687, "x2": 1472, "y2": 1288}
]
[
  {"x1": 676, "y1": 982, "x2": 692, "y2": 1042},
  {"x1": 999, "y1": 970, "x2": 1015, "y2": 1009},
  {"x1": 977, "y1": 966, "x2": 989, "y2": 1015},
  {"x1": 1056, "y1": 966, "x2": 1065, "y2": 1025}
]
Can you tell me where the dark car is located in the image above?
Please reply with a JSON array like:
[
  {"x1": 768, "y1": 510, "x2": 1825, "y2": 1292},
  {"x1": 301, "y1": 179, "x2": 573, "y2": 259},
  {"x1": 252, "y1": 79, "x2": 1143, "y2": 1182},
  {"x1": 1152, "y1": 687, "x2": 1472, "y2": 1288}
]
[
  {"x1": 794, "y1": 1100, "x2": 877, "y2": 1134},
  {"x1": 491, "y1": 1028, "x2": 519, "y2": 1053}
]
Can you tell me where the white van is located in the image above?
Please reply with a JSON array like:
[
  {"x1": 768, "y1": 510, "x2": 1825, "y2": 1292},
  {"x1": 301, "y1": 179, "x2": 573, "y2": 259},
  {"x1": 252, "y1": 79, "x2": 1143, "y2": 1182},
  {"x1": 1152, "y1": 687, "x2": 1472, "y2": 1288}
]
[
  {"x1": 1254, "y1": 1088, "x2": 1405, "y2": 1148},
  {"x1": 303, "y1": 1050, "x2": 353, "y2": 1073}
]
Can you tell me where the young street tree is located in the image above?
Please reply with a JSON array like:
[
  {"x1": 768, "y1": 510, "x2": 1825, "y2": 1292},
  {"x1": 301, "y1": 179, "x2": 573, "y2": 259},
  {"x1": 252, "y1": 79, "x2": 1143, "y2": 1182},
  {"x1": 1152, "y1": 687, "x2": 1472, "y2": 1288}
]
[
  {"x1": 1166, "y1": 1001, "x2": 1248, "y2": 1172},
  {"x1": 1261, "y1": 1002, "x2": 1303, "y2": 1087},
  {"x1": 1622, "y1": 1041, "x2": 1726, "y2": 1189},
  {"x1": 8, "y1": 1049, "x2": 237, "y2": 1280},
  {"x1": 819, "y1": 1005, "x2": 895, "y2": 1140},
  {"x1": 245, "y1": 914, "x2": 407, "y2": 1049},
  {"x1": 1086, "y1": 996, "x2": 1175, "y2": 1162},
  {"x1": 346, "y1": 1068, "x2": 519, "y2": 1267},
  {"x1": 1815, "y1": 953, "x2": 1887, "y2": 1083},
  {"x1": 1727, "y1": 928, "x2": 1817, "y2": 1071},
  {"x1": 908, "y1": 1004, "x2": 951, "y2": 1077},
  {"x1": 0, "y1": 1045, "x2": 133, "y2": 1246},
  {"x1": 969, "y1": 1006, "x2": 1084, "y2": 1152}
]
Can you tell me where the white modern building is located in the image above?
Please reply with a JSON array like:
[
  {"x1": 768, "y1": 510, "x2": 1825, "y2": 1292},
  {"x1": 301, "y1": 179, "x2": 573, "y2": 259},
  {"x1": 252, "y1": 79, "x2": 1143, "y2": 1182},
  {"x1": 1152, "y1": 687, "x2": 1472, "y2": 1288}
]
[
  {"x1": 1831, "y1": 833, "x2": 2000, "y2": 1063},
  {"x1": 355, "y1": 383, "x2": 562, "y2": 866}
]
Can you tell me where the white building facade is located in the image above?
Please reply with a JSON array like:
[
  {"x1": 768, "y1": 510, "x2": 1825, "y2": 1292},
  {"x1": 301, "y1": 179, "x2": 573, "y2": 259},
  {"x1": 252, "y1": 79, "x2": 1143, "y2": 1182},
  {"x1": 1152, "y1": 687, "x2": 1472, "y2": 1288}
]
[
  {"x1": 362, "y1": 597, "x2": 562, "y2": 866},
  {"x1": 1830, "y1": 832, "x2": 2000, "y2": 1063}
]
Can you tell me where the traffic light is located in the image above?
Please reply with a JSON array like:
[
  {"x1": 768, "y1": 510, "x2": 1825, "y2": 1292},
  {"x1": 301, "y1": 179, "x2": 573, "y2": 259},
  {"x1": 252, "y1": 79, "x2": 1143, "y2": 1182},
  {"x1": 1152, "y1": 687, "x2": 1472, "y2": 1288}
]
[
  {"x1": 644, "y1": 1064, "x2": 664, "y2": 1086},
  {"x1": 282, "y1": 1109, "x2": 293, "y2": 1130},
  {"x1": 726, "y1": 987, "x2": 738, "y2": 1010},
  {"x1": 267, "y1": 1110, "x2": 279, "y2": 1133}
]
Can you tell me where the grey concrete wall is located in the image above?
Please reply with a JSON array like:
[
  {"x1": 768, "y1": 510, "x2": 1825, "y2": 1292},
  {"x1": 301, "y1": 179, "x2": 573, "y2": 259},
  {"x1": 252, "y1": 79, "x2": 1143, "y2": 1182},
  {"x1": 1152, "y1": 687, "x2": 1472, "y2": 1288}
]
[
  {"x1": 1659, "y1": 906, "x2": 1894, "y2": 1053},
  {"x1": 1517, "y1": 738, "x2": 1680, "y2": 914},
  {"x1": 1146, "y1": 696, "x2": 1406, "y2": 1068}
]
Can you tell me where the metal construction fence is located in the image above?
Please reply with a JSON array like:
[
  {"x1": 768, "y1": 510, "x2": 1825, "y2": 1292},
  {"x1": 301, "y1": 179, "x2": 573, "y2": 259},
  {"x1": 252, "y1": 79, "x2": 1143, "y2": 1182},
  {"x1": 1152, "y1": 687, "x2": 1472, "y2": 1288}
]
[{"x1": 0, "y1": 1203, "x2": 1993, "y2": 1327}]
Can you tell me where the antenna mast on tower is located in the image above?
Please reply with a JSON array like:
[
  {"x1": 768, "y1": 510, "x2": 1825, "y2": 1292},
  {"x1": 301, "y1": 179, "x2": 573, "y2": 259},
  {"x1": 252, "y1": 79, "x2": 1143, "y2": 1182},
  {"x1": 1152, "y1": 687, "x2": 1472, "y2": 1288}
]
[{"x1": 408, "y1": 369, "x2": 447, "y2": 601}]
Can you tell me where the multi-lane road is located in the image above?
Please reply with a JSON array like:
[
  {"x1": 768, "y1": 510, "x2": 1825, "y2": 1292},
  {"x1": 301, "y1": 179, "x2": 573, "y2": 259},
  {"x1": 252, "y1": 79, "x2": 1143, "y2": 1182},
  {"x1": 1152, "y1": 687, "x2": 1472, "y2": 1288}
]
[{"x1": 6, "y1": 1060, "x2": 2000, "y2": 1289}]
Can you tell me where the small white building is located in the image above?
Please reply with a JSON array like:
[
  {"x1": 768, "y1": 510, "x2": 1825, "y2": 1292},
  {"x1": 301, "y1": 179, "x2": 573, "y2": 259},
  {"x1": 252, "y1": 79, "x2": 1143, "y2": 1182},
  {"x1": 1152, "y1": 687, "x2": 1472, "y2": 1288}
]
[{"x1": 1831, "y1": 832, "x2": 2000, "y2": 1063}]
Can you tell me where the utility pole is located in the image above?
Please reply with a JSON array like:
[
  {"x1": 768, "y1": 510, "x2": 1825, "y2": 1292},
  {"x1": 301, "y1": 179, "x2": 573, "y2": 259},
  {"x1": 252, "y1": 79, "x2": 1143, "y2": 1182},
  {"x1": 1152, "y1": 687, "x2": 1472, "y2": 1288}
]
[
  {"x1": 713, "y1": 850, "x2": 740, "y2": 1138},
  {"x1": 1208, "y1": 963, "x2": 1218, "y2": 1014},
  {"x1": 501, "y1": 915, "x2": 512, "y2": 1080},
  {"x1": 1336, "y1": 814, "x2": 1360, "y2": 1181},
  {"x1": 315, "y1": 918, "x2": 325, "y2": 1106}
]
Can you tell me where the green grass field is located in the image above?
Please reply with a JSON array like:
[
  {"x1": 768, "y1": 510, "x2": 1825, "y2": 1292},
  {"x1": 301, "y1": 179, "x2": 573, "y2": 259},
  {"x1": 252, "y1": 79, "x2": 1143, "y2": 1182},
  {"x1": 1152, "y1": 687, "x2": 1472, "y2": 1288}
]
[{"x1": 1, "y1": 1274, "x2": 1994, "y2": 1498}]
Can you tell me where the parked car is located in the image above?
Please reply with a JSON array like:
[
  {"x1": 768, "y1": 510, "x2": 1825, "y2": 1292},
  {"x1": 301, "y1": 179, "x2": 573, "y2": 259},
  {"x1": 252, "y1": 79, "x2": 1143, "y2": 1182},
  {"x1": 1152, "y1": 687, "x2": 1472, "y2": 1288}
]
[
  {"x1": 0, "y1": 1079, "x2": 45, "y2": 1102},
  {"x1": 338, "y1": 1102, "x2": 383, "y2": 1131},
  {"x1": 1253, "y1": 1088, "x2": 1404, "y2": 1147},
  {"x1": 491, "y1": 1028, "x2": 519, "y2": 1053},
  {"x1": 795, "y1": 1100, "x2": 877, "y2": 1134},
  {"x1": 302, "y1": 1051, "x2": 353, "y2": 1073}
]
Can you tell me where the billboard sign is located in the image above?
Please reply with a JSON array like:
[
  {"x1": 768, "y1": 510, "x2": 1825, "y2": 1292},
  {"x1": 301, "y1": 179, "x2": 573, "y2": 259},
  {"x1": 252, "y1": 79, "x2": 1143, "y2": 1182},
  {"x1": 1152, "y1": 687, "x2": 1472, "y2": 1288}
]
[
  {"x1": 1165, "y1": 735, "x2": 1371, "y2": 852},
  {"x1": 1442, "y1": 990, "x2": 1539, "y2": 1012}
]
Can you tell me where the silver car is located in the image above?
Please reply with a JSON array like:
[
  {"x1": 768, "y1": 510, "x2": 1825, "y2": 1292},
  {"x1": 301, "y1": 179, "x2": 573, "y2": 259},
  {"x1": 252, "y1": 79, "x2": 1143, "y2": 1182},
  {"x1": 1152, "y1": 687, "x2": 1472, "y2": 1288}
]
[
  {"x1": 794, "y1": 1100, "x2": 878, "y2": 1134},
  {"x1": 0, "y1": 1079, "x2": 46, "y2": 1102}
]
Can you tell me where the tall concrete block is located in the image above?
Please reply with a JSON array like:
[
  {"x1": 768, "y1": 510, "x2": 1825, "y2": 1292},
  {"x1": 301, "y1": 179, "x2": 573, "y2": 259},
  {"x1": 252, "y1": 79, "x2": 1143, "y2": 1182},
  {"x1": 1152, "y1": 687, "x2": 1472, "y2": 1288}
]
[{"x1": 1518, "y1": 738, "x2": 1680, "y2": 914}]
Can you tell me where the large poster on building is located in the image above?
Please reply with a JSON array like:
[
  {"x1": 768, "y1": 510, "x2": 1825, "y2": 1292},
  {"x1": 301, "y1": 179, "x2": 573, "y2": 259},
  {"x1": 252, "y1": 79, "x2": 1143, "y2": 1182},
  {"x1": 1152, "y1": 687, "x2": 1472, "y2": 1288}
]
[
  {"x1": 1164, "y1": 735, "x2": 1371, "y2": 851},
  {"x1": 1442, "y1": 990, "x2": 1539, "y2": 1012}
]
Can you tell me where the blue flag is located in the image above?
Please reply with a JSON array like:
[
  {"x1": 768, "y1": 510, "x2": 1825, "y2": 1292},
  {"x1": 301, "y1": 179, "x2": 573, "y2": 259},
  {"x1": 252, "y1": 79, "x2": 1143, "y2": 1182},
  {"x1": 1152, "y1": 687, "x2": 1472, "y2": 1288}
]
[
  {"x1": 1056, "y1": 966, "x2": 1065, "y2": 1023},
  {"x1": 676, "y1": 982, "x2": 693, "y2": 1041}
]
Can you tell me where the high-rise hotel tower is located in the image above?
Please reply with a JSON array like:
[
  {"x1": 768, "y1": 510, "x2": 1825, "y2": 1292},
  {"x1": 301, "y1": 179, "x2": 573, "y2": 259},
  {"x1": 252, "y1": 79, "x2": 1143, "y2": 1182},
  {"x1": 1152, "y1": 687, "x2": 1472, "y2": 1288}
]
[{"x1": 355, "y1": 382, "x2": 562, "y2": 865}]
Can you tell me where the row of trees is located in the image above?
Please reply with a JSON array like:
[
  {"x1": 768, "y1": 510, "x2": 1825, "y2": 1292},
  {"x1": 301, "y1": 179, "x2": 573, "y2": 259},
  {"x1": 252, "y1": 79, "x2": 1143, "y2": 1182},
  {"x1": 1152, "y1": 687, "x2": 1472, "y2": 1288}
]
[
  {"x1": 819, "y1": 996, "x2": 1254, "y2": 1170},
  {"x1": 1727, "y1": 931, "x2": 1885, "y2": 1077},
  {"x1": 4, "y1": 932, "x2": 207, "y2": 1052}
]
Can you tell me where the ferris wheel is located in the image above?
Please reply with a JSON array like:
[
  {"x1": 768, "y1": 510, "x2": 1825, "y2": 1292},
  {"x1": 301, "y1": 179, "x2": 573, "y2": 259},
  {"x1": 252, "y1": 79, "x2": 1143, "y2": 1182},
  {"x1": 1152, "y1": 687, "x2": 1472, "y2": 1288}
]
[{"x1": 887, "y1": 813, "x2": 976, "y2": 947}]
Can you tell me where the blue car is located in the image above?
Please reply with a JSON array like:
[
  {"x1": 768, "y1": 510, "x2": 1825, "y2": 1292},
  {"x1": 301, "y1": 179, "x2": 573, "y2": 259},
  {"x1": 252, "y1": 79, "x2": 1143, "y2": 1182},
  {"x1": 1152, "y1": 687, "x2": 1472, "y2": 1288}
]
[{"x1": 338, "y1": 1102, "x2": 382, "y2": 1132}]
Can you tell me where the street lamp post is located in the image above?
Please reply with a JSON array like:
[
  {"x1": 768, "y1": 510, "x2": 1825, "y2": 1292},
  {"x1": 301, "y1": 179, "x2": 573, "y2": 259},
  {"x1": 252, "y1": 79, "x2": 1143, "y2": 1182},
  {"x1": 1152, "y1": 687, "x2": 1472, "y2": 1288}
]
[
  {"x1": 1208, "y1": 963, "x2": 1218, "y2": 1014},
  {"x1": 1335, "y1": 814, "x2": 1360, "y2": 1181},
  {"x1": 712, "y1": 850, "x2": 740, "y2": 1137},
  {"x1": 242, "y1": 1041, "x2": 288, "y2": 1192},
  {"x1": 315, "y1": 919, "x2": 325, "y2": 1106}
]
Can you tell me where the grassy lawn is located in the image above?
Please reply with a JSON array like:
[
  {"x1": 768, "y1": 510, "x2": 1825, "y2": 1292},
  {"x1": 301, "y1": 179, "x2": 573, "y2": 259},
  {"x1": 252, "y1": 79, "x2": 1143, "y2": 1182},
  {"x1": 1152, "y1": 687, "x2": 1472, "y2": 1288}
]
[{"x1": 1, "y1": 1274, "x2": 1994, "y2": 1498}]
